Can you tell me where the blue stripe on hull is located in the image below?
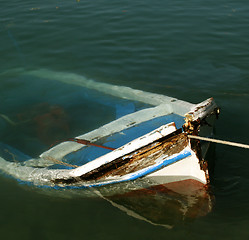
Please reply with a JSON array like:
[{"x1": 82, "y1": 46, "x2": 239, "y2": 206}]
[{"x1": 78, "y1": 148, "x2": 192, "y2": 189}]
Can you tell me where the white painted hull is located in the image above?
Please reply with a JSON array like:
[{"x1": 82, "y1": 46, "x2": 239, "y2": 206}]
[
  {"x1": 0, "y1": 68, "x2": 218, "y2": 194},
  {"x1": 146, "y1": 152, "x2": 207, "y2": 194}
]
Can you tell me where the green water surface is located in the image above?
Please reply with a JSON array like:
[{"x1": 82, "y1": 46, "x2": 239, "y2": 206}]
[{"x1": 1, "y1": 0, "x2": 249, "y2": 239}]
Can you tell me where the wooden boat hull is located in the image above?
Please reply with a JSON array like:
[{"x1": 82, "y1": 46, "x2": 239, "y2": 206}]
[{"x1": 0, "y1": 69, "x2": 219, "y2": 196}]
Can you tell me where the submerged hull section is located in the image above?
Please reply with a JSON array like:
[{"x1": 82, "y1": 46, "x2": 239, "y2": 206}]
[
  {"x1": 0, "y1": 116, "x2": 210, "y2": 192},
  {"x1": 0, "y1": 69, "x2": 218, "y2": 197},
  {"x1": 51, "y1": 122, "x2": 207, "y2": 191}
]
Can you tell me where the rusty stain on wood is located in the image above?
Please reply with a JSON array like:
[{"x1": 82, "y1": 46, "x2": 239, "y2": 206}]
[
  {"x1": 79, "y1": 132, "x2": 187, "y2": 181},
  {"x1": 103, "y1": 133, "x2": 188, "y2": 179},
  {"x1": 53, "y1": 130, "x2": 188, "y2": 185}
]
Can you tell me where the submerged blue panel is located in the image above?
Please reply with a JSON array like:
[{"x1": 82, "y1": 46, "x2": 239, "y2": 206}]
[
  {"x1": 0, "y1": 113, "x2": 185, "y2": 170},
  {"x1": 105, "y1": 114, "x2": 184, "y2": 149},
  {"x1": 64, "y1": 113, "x2": 185, "y2": 167},
  {"x1": 115, "y1": 102, "x2": 136, "y2": 119},
  {"x1": 0, "y1": 75, "x2": 151, "y2": 157}
]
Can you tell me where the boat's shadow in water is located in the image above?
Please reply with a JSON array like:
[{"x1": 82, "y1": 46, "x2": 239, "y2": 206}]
[{"x1": 99, "y1": 182, "x2": 213, "y2": 229}]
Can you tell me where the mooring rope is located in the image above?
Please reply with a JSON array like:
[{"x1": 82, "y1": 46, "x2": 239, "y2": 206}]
[{"x1": 188, "y1": 135, "x2": 249, "y2": 149}]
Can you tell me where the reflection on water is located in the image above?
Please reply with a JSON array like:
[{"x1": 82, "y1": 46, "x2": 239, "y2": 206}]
[
  {"x1": 103, "y1": 184, "x2": 213, "y2": 228},
  {"x1": 25, "y1": 178, "x2": 214, "y2": 229}
]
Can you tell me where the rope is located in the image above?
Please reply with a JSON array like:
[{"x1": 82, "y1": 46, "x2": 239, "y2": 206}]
[
  {"x1": 67, "y1": 138, "x2": 116, "y2": 151},
  {"x1": 188, "y1": 135, "x2": 249, "y2": 149},
  {"x1": 0, "y1": 114, "x2": 16, "y2": 126},
  {"x1": 45, "y1": 156, "x2": 78, "y2": 168}
]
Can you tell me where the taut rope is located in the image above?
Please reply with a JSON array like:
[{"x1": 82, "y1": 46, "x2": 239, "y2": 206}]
[{"x1": 188, "y1": 135, "x2": 249, "y2": 149}]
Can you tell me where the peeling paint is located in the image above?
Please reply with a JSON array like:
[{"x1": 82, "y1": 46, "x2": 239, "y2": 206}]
[
  {"x1": 183, "y1": 98, "x2": 220, "y2": 185},
  {"x1": 53, "y1": 129, "x2": 185, "y2": 185}
]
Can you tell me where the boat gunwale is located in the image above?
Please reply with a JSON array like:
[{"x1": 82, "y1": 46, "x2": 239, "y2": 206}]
[{"x1": 52, "y1": 129, "x2": 188, "y2": 184}]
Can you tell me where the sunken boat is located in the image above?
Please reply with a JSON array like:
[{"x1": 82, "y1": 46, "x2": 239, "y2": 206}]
[{"x1": 0, "y1": 69, "x2": 219, "y2": 198}]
